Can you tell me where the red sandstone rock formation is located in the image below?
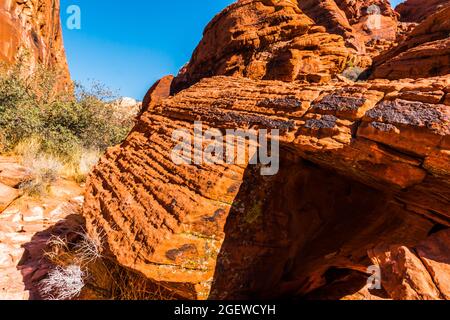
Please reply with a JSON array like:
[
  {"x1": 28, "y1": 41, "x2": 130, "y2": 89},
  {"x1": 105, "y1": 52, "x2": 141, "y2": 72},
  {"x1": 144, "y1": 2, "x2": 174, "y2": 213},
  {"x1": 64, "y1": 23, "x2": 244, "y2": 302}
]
[
  {"x1": 369, "y1": 229, "x2": 450, "y2": 300},
  {"x1": 0, "y1": 0, "x2": 70, "y2": 85},
  {"x1": 396, "y1": 0, "x2": 450, "y2": 22},
  {"x1": 298, "y1": 0, "x2": 398, "y2": 46},
  {"x1": 172, "y1": 0, "x2": 399, "y2": 93},
  {"x1": 171, "y1": 0, "x2": 403, "y2": 94},
  {"x1": 141, "y1": 75, "x2": 174, "y2": 116},
  {"x1": 83, "y1": 74, "x2": 450, "y2": 300},
  {"x1": 82, "y1": 0, "x2": 450, "y2": 300},
  {"x1": 371, "y1": 5, "x2": 450, "y2": 80}
]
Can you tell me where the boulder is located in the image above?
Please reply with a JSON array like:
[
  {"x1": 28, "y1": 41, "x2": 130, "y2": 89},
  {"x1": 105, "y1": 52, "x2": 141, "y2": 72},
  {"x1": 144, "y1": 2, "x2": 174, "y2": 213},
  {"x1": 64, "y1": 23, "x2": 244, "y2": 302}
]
[
  {"x1": 0, "y1": 158, "x2": 30, "y2": 188},
  {"x1": 141, "y1": 75, "x2": 174, "y2": 116},
  {"x1": 369, "y1": 229, "x2": 450, "y2": 300},
  {"x1": 83, "y1": 75, "x2": 450, "y2": 300}
]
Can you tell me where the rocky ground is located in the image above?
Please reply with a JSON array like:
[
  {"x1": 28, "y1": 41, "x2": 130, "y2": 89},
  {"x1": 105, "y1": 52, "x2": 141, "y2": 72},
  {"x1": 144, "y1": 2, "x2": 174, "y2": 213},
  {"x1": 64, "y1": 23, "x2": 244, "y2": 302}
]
[{"x1": 0, "y1": 156, "x2": 84, "y2": 300}]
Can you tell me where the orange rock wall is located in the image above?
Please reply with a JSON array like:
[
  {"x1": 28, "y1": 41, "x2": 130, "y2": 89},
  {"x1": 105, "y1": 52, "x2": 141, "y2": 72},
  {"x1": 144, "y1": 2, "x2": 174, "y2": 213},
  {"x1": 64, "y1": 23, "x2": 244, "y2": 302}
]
[
  {"x1": 396, "y1": 0, "x2": 450, "y2": 22},
  {"x1": 0, "y1": 0, "x2": 69, "y2": 83},
  {"x1": 81, "y1": 0, "x2": 450, "y2": 300},
  {"x1": 371, "y1": 6, "x2": 450, "y2": 80},
  {"x1": 171, "y1": 0, "x2": 399, "y2": 94}
]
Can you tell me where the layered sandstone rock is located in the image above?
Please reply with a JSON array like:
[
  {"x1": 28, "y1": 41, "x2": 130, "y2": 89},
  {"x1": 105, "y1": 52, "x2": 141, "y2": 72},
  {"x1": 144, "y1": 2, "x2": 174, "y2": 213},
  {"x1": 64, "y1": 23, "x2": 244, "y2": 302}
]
[
  {"x1": 396, "y1": 0, "x2": 450, "y2": 22},
  {"x1": 83, "y1": 74, "x2": 450, "y2": 300},
  {"x1": 298, "y1": 0, "x2": 398, "y2": 46},
  {"x1": 172, "y1": 0, "x2": 397, "y2": 93},
  {"x1": 81, "y1": 0, "x2": 450, "y2": 301},
  {"x1": 0, "y1": 0, "x2": 69, "y2": 85},
  {"x1": 370, "y1": 5, "x2": 450, "y2": 80}
]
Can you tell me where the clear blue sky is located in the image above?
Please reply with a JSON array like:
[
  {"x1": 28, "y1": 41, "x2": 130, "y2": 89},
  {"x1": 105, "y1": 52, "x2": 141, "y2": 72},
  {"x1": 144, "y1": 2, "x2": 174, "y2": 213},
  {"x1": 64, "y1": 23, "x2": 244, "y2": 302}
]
[
  {"x1": 60, "y1": 0, "x2": 405, "y2": 100},
  {"x1": 60, "y1": 0, "x2": 234, "y2": 99}
]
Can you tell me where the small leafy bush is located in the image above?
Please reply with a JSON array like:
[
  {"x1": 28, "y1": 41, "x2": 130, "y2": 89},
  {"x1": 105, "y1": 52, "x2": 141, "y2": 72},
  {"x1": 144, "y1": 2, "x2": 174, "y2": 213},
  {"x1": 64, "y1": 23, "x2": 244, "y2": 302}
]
[{"x1": 0, "y1": 58, "x2": 134, "y2": 185}]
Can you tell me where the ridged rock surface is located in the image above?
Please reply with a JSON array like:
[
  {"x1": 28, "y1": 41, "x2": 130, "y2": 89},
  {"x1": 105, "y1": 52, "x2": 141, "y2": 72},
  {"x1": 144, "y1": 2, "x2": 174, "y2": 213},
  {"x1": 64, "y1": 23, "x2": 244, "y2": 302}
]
[
  {"x1": 83, "y1": 74, "x2": 450, "y2": 299},
  {"x1": 171, "y1": 0, "x2": 399, "y2": 94},
  {"x1": 396, "y1": 0, "x2": 450, "y2": 22},
  {"x1": 0, "y1": 0, "x2": 69, "y2": 84},
  {"x1": 297, "y1": 0, "x2": 398, "y2": 45},
  {"x1": 371, "y1": 4, "x2": 450, "y2": 80}
]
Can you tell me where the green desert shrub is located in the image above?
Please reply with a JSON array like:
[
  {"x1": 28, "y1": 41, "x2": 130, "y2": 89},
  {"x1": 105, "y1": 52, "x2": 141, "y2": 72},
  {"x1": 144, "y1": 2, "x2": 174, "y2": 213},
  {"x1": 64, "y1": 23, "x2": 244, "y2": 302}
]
[
  {"x1": 341, "y1": 66, "x2": 366, "y2": 82},
  {"x1": 0, "y1": 60, "x2": 134, "y2": 184}
]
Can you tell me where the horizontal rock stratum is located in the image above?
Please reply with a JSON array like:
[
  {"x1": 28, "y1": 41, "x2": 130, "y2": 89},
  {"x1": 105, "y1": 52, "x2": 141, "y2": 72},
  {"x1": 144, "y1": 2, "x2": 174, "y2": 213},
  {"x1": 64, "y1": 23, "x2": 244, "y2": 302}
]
[{"x1": 396, "y1": 0, "x2": 450, "y2": 22}]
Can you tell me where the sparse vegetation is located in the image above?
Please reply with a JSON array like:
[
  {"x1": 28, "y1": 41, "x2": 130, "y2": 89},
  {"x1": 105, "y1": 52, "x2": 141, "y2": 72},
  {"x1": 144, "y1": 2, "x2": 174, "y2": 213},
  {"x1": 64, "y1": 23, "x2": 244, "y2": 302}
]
[
  {"x1": 341, "y1": 66, "x2": 366, "y2": 81},
  {"x1": 41, "y1": 224, "x2": 176, "y2": 300},
  {"x1": 39, "y1": 265, "x2": 85, "y2": 300},
  {"x1": 19, "y1": 152, "x2": 63, "y2": 197},
  {"x1": 0, "y1": 58, "x2": 134, "y2": 192}
]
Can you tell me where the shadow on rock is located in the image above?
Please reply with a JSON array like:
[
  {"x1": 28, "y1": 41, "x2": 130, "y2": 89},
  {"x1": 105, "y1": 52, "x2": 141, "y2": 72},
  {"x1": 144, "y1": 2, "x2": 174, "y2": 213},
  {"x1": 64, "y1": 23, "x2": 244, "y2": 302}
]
[{"x1": 209, "y1": 152, "x2": 435, "y2": 300}]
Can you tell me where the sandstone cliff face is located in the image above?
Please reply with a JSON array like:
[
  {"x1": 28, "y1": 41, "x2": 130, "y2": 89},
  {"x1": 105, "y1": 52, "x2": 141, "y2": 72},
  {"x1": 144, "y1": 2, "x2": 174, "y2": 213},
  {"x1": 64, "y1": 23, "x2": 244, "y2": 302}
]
[
  {"x1": 371, "y1": 5, "x2": 450, "y2": 80},
  {"x1": 297, "y1": 0, "x2": 398, "y2": 47},
  {"x1": 396, "y1": 0, "x2": 450, "y2": 22},
  {"x1": 83, "y1": 0, "x2": 450, "y2": 300},
  {"x1": 171, "y1": 0, "x2": 399, "y2": 94},
  {"x1": 172, "y1": 0, "x2": 358, "y2": 94},
  {"x1": 0, "y1": 0, "x2": 69, "y2": 83}
]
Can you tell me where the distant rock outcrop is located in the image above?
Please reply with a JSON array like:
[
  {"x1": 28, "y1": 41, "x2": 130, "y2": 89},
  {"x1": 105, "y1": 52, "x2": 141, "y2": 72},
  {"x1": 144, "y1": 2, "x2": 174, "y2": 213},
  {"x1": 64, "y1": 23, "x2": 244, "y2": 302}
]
[
  {"x1": 396, "y1": 0, "x2": 450, "y2": 22},
  {"x1": 0, "y1": 0, "x2": 70, "y2": 85},
  {"x1": 371, "y1": 5, "x2": 450, "y2": 80},
  {"x1": 111, "y1": 97, "x2": 142, "y2": 119}
]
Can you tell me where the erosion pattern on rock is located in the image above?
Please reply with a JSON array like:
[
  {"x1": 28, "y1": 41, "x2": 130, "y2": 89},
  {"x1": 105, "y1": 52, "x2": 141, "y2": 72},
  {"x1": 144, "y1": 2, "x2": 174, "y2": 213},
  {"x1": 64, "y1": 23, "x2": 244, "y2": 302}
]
[
  {"x1": 0, "y1": 0, "x2": 69, "y2": 84},
  {"x1": 396, "y1": 0, "x2": 450, "y2": 22},
  {"x1": 171, "y1": 0, "x2": 399, "y2": 94},
  {"x1": 83, "y1": 73, "x2": 450, "y2": 300},
  {"x1": 297, "y1": 0, "x2": 398, "y2": 45},
  {"x1": 82, "y1": 0, "x2": 450, "y2": 300},
  {"x1": 371, "y1": 4, "x2": 450, "y2": 80}
]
